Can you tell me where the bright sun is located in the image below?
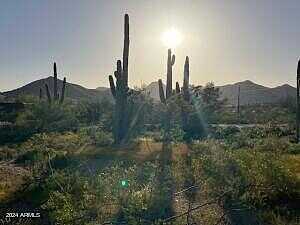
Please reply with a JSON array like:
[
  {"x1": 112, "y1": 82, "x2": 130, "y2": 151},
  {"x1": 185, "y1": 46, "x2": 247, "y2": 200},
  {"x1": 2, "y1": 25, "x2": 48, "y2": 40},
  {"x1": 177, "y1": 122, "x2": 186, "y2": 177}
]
[{"x1": 161, "y1": 28, "x2": 182, "y2": 48}]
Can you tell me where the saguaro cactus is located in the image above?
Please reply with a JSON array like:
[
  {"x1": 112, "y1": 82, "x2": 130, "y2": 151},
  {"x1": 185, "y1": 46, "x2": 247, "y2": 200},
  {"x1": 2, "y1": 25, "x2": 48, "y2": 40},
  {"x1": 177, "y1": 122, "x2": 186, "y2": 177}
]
[
  {"x1": 297, "y1": 59, "x2": 300, "y2": 142},
  {"x1": 182, "y1": 56, "x2": 190, "y2": 102},
  {"x1": 180, "y1": 56, "x2": 190, "y2": 131},
  {"x1": 166, "y1": 49, "x2": 175, "y2": 99},
  {"x1": 60, "y1": 77, "x2": 66, "y2": 104},
  {"x1": 168, "y1": 56, "x2": 190, "y2": 100},
  {"x1": 108, "y1": 14, "x2": 130, "y2": 144},
  {"x1": 53, "y1": 63, "x2": 58, "y2": 101},
  {"x1": 43, "y1": 62, "x2": 67, "y2": 104},
  {"x1": 158, "y1": 49, "x2": 176, "y2": 104}
]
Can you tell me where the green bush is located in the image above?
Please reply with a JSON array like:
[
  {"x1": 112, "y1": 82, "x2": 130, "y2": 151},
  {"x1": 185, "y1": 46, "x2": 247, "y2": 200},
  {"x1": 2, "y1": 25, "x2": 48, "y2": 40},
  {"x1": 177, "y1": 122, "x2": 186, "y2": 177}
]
[
  {"x1": 287, "y1": 144, "x2": 300, "y2": 155},
  {"x1": 79, "y1": 126, "x2": 113, "y2": 147},
  {"x1": 164, "y1": 125, "x2": 185, "y2": 143},
  {"x1": 15, "y1": 149, "x2": 46, "y2": 167},
  {"x1": 16, "y1": 102, "x2": 79, "y2": 134},
  {"x1": 190, "y1": 140, "x2": 300, "y2": 224}
]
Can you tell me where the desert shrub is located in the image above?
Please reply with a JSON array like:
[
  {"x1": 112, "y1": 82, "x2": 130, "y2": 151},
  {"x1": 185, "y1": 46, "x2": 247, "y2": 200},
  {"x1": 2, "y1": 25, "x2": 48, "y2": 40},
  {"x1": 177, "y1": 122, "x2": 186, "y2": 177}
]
[
  {"x1": 14, "y1": 132, "x2": 86, "y2": 173},
  {"x1": 40, "y1": 162, "x2": 159, "y2": 225},
  {"x1": 0, "y1": 146, "x2": 18, "y2": 161},
  {"x1": 15, "y1": 149, "x2": 45, "y2": 166},
  {"x1": 234, "y1": 150, "x2": 300, "y2": 208},
  {"x1": 190, "y1": 140, "x2": 300, "y2": 224},
  {"x1": 75, "y1": 99, "x2": 113, "y2": 129},
  {"x1": 287, "y1": 144, "x2": 300, "y2": 155},
  {"x1": 167, "y1": 125, "x2": 185, "y2": 143},
  {"x1": 212, "y1": 126, "x2": 240, "y2": 139},
  {"x1": 94, "y1": 130, "x2": 113, "y2": 147},
  {"x1": 0, "y1": 103, "x2": 79, "y2": 145},
  {"x1": 16, "y1": 102, "x2": 79, "y2": 134},
  {"x1": 242, "y1": 127, "x2": 267, "y2": 139},
  {"x1": 183, "y1": 111, "x2": 207, "y2": 141},
  {"x1": 191, "y1": 140, "x2": 245, "y2": 194},
  {"x1": 79, "y1": 126, "x2": 113, "y2": 147},
  {"x1": 255, "y1": 137, "x2": 290, "y2": 153},
  {"x1": 0, "y1": 124, "x2": 36, "y2": 145},
  {"x1": 19, "y1": 132, "x2": 86, "y2": 153}
]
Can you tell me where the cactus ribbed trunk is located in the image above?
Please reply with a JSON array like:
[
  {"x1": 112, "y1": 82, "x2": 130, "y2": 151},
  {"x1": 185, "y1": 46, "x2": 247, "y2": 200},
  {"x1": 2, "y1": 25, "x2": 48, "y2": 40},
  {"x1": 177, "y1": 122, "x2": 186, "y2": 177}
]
[
  {"x1": 175, "y1": 82, "x2": 180, "y2": 93},
  {"x1": 166, "y1": 49, "x2": 175, "y2": 99},
  {"x1": 39, "y1": 88, "x2": 43, "y2": 101},
  {"x1": 158, "y1": 49, "x2": 176, "y2": 104},
  {"x1": 181, "y1": 56, "x2": 190, "y2": 132},
  {"x1": 158, "y1": 79, "x2": 166, "y2": 104},
  {"x1": 123, "y1": 14, "x2": 129, "y2": 87},
  {"x1": 157, "y1": 49, "x2": 176, "y2": 141},
  {"x1": 45, "y1": 84, "x2": 52, "y2": 104},
  {"x1": 108, "y1": 14, "x2": 130, "y2": 144},
  {"x1": 237, "y1": 85, "x2": 240, "y2": 122},
  {"x1": 60, "y1": 77, "x2": 66, "y2": 104},
  {"x1": 53, "y1": 62, "x2": 58, "y2": 101},
  {"x1": 297, "y1": 60, "x2": 300, "y2": 143},
  {"x1": 183, "y1": 56, "x2": 190, "y2": 102}
]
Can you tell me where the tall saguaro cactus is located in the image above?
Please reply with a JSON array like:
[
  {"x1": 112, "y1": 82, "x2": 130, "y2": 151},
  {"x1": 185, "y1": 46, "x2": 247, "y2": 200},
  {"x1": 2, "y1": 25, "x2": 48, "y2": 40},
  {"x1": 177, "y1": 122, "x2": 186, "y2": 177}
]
[
  {"x1": 180, "y1": 56, "x2": 190, "y2": 132},
  {"x1": 53, "y1": 63, "x2": 58, "y2": 101},
  {"x1": 158, "y1": 49, "x2": 176, "y2": 104},
  {"x1": 183, "y1": 56, "x2": 190, "y2": 101},
  {"x1": 297, "y1": 59, "x2": 300, "y2": 142},
  {"x1": 108, "y1": 14, "x2": 130, "y2": 144},
  {"x1": 43, "y1": 62, "x2": 67, "y2": 104},
  {"x1": 166, "y1": 49, "x2": 176, "y2": 99}
]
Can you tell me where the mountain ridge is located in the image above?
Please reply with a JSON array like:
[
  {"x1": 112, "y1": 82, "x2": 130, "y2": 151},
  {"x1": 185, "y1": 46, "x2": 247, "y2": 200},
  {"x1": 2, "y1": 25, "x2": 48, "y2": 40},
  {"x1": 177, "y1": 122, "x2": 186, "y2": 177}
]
[{"x1": 2, "y1": 78, "x2": 296, "y2": 105}]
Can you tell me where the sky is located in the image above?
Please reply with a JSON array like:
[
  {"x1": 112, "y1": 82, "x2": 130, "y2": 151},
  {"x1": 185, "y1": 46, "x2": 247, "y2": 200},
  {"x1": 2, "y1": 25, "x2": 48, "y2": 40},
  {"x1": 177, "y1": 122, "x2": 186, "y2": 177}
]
[{"x1": 0, "y1": 0, "x2": 299, "y2": 92}]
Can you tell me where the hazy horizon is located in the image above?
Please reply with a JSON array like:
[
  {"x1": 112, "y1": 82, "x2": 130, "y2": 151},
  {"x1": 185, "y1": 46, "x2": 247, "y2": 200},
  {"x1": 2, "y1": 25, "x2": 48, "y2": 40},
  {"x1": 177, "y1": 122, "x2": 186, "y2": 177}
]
[{"x1": 0, "y1": 0, "x2": 299, "y2": 92}]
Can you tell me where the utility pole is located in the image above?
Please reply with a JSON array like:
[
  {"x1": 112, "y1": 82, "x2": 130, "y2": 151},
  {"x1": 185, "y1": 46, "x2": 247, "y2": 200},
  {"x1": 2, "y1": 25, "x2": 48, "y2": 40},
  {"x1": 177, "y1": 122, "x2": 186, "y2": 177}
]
[
  {"x1": 237, "y1": 85, "x2": 240, "y2": 123},
  {"x1": 297, "y1": 60, "x2": 300, "y2": 143}
]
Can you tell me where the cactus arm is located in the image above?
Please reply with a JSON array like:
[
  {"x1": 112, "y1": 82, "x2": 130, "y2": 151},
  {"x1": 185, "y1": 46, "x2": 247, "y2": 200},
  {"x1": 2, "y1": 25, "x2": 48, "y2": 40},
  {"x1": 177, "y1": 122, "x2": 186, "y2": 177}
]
[
  {"x1": 176, "y1": 82, "x2": 181, "y2": 93},
  {"x1": 171, "y1": 54, "x2": 175, "y2": 65},
  {"x1": 45, "y1": 84, "x2": 52, "y2": 104},
  {"x1": 109, "y1": 75, "x2": 116, "y2": 98},
  {"x1": 158, "y1": 79, "x2": 166, "y2": 104},
  {"x1": 53, "y1": 62, "x2": 58, "y2": 100},
  {"x1": 60, "y1": 77, "x2": 66, "y2": 104},
  {"x1": 123, "y1": 14, "x2": 129, "y2": 86},
  {"x1": 116, "y1": 60, "x2": 122, "y2": 80}
]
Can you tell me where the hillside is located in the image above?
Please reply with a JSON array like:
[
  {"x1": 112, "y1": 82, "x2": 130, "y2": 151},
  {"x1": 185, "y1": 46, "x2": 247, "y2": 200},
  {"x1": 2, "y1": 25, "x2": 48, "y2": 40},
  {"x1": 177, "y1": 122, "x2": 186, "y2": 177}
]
[
  {"x1": 218, "y1": 80, "x2": 296, "y2": 105},
  {"x1": 3, "y1": 77, "x2": 112, "y2": 102},
  {"x1": 141, "y1": 80, "x2": 296, "y2": 105},
  {"x1": 1, "y1": 78, "x2": 296, "y2": 105}
]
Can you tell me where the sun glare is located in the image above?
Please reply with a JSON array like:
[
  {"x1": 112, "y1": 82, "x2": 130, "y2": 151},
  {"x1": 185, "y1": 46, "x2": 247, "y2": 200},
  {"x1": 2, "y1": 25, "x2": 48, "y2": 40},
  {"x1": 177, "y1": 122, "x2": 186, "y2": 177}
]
[{"x1": 161, "y1": 28, "x2": 182, "y2": 48}]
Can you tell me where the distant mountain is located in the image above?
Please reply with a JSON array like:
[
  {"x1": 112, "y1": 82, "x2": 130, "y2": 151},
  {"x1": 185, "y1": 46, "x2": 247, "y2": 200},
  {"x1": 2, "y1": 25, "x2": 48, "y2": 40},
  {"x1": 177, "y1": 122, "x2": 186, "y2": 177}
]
[
  {"x1": 139, "y1": 80, "x2": 296, "y2": 105},
  {"x1": 144, "y1": 81, "x2": 165, "y2": 101},
  {"x1": 218, "y1": 80, "x2": 296, "y2": 105},
  {"x1": 2, "y1": 78, "x2": 295, "y2": 106},
  {"x1": 3, "y1": 77, "x2": 113, "y2": 102},
  {"x1": 96, "y1": 87, "x2": 110, "y2": 92}
]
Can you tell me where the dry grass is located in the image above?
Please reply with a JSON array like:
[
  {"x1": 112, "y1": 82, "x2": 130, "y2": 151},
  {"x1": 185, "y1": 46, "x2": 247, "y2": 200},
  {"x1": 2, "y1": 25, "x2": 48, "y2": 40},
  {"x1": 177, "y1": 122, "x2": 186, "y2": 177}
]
[
  {"x1": 284, "y1": 154, "x2": 300, "y2": 180},
  {"x1": 0, "y1": 162, "x2": 30, "y2": 202}
]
